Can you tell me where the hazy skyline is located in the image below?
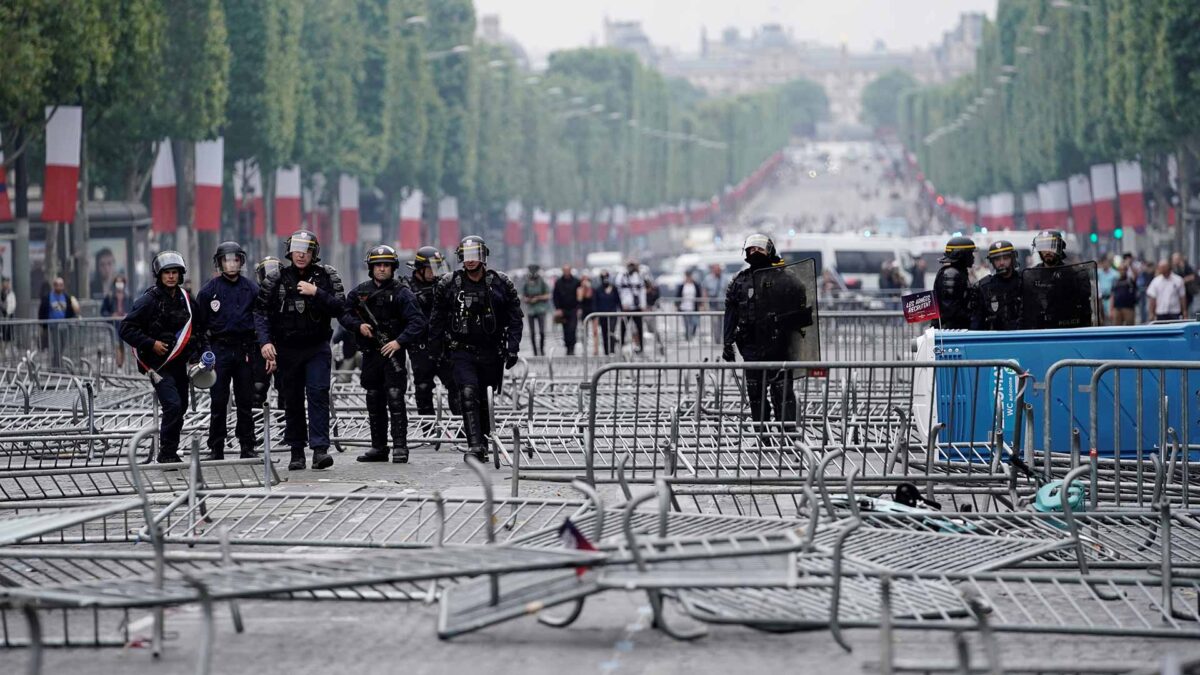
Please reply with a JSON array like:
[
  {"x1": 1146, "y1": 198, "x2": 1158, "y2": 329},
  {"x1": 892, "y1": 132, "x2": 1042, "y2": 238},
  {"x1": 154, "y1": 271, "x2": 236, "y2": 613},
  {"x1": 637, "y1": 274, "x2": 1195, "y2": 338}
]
[{"x1": 474, "y1": 0, "x2": 997, "y2": 60}]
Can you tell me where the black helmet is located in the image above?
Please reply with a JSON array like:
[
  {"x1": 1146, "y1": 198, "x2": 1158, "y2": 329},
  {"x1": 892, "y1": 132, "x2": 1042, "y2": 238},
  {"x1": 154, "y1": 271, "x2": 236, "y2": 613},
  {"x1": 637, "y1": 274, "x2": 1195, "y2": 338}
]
[
  {"x1": 940, "y1": 236, "x2": 976, "y2": 265},
  {"x1": 285, "y1": 229, "x2": 320, "y2": 262},
  {"x1": 410, "y1": 245, "x2": 445, "y2": 270},
  {"x1": 365, "y1": 244, "x2": 400, "y2": 270},
  {"x1": 742, "y1": 233, "x2": 776, "y2": 259},
  {"x1": 255, "y1": 256, "x2": 282, "y2": 284},
  {"x1": 987, "y1": 240, "x2": 1016, "y2": 262},
  {"x1": 1032, "y1": 230, "x2": 1066, "y2": 259},
  {"x1": 455, "y1": 235, "x2": 488, "y2": 265},
  {"x1": 213, "y1": 241, "x2": 247, "y2": 269},
  {"x1": 152, "y1": 250, "x2": 187, "y2": 278}
]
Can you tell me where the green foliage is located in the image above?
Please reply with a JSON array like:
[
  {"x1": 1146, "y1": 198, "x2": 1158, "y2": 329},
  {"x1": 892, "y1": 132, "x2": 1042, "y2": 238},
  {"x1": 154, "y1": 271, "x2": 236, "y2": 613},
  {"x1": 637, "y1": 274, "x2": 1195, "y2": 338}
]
[{"x1": 861, "y1": 69, "x2": 918, "y2": 130}]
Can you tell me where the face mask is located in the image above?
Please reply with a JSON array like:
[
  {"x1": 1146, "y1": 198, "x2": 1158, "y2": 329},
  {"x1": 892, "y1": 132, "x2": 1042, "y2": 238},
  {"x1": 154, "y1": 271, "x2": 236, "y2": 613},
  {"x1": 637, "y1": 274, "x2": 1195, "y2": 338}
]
[
  {"x1": 115, "y1": 282, "x2": 125, "y2": 291},
  {"x1": 746, "y1": 252, "x2": 769, "y2": 266}
]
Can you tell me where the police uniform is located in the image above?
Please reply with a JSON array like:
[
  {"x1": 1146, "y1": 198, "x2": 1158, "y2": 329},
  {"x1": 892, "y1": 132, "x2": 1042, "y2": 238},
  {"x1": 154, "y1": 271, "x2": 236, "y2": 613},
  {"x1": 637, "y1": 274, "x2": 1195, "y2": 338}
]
[
  {"x1": 723, "y1": 245, "x2": 799, "y2": 425},
  {"x1": 933, "y1": 236, "x2": 977, "y2": 330},
  {"x1": 1027, "y1": 231, "x2": 1093, "y2": 328},
  {"x1": 196, "y1": 243, "x2": 260, "y2": 459},
  {"x1": 341, "y1": 252, "x2": 426, "y2": 463},
  {"x1": 254, "y1": 232, "x2": 345, "y2": 470},
  {"x1": 119, "y1": 251, "x2": 206, "y2": 463},
  {"x1": 973, "y1": 241, "x2": 1022, "y2": 331},
  {"x1": 408, "y1": 249, "x2": 459, "y2": 416},
  {"x1": 428, "y1": 237, "x2": 523, "y2": 461}
]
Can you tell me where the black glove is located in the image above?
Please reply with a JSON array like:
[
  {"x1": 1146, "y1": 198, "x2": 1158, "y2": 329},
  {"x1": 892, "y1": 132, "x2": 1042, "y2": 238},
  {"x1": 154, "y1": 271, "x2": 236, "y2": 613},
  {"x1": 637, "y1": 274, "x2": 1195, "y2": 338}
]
[
  {"x1": 505, "y1": 353, "x2": 519, "y2": 370},
  {"x1": 722, "y1": 344, "x2": 736, "y2": 362}
]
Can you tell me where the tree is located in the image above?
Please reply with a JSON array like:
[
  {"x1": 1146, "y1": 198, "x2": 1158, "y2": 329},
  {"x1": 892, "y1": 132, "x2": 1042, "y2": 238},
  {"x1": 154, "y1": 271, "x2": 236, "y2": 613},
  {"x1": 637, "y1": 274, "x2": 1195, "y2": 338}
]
[{"x1": 861, "y1": 69, "x2": 918, "y2": 131}]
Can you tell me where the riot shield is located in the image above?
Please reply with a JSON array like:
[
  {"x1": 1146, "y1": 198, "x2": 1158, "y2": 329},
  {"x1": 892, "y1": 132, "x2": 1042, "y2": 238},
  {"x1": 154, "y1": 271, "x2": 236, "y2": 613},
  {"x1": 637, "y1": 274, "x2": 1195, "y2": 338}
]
[
  {"x1": 750, "y1": 259, "x2": 820, "y2": 361},
  {"x1": 1020, "y1": 261, "x2": 1099, "y2": 329}
]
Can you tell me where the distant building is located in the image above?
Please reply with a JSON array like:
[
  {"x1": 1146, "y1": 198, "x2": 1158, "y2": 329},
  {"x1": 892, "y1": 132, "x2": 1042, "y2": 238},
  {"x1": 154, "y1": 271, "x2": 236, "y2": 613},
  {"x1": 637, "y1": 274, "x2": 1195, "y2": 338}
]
[
  {"x1": 478, "y1": 14, "x2": 530, "y2": 70},
  {"x1": 603, "y1": 19, "x2": 658, "y2": 67}
]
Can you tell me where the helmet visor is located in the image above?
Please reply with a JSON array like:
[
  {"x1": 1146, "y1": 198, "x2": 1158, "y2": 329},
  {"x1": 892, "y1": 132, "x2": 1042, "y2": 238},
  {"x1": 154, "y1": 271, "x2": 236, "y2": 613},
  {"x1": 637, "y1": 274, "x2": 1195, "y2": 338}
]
[
  {"x1": 743, "y1": 234, "x2": 770, "y2": 252},
  {"x1": 289, "y1": 237, "x2": 316, "y2": 255},
  {"x1": 219, "y1": 253, "x2": 243, "y2": 272},
  {"x1": 460, "y1": 242, "x2": 486, "y2": 263},
  {"x1": 1033, "y1": 235, "x2": 1060, "y2": 253},
  {"x1": 156, "y1": 251, "x2": 185, "y2": 271}
]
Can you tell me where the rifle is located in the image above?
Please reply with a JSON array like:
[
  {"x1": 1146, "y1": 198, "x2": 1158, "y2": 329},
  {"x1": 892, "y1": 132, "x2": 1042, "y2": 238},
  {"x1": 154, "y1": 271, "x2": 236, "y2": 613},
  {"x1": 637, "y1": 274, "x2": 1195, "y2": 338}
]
[{"x1": 356, "y1": 297, "x2": 406, "y2": 372}]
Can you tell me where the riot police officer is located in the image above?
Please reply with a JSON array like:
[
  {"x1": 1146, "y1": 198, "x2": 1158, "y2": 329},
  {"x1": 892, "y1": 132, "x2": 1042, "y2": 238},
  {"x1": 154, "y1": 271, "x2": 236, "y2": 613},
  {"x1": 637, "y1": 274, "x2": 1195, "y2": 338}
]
[
  {"x1": 251, "y1": 257, "x2": 281, "y2": 408},
  {"x1": 340, "y1": 245, "x2": 426, "y2": 463},
  {"x1": 722, "y1": 234, "x2": 800, "y2": 425},
  {"x1": 407, "y1": 246, "x2": 459, "y2": 416},
  {"x1": 119, "y1": 251, "x2": 206, "y2": 463},
  {"x1": 973, "y1": 240, "x2": 1022, "y2": 331},
  {"x1": 254, "y1": 230, "x2": 345, "y2": 471},
  {"x1": 1032, "y1": 230, "x2": 1067, "y2": 268},
  {"x1": 428, "y1": 236, "x2": 523, "y2": 462},
  {"x1": 933, "y1": 235, "x2": 977, "y2": 330},
  {"x1": 196, "y1": 242, "x2": 260, "y2": 460}
]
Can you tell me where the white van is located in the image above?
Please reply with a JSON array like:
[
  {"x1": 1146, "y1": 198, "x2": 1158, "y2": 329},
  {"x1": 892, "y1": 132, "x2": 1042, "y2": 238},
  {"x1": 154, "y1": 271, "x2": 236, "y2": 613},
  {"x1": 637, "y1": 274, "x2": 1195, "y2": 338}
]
[{"x1": 777, "y1": 233, "x2": 915, "y2": 290}]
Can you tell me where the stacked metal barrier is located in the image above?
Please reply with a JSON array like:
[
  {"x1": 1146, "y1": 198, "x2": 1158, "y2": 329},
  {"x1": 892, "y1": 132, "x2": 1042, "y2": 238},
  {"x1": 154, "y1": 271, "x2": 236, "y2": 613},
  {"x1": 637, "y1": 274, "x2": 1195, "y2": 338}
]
[{"x1": 2, "y1": 311, "x2": 1199, "y2": 674}]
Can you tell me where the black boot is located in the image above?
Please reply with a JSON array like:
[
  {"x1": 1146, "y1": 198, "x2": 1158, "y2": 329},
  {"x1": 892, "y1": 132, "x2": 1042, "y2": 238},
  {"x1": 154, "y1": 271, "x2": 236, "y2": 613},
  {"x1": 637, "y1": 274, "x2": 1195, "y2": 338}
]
[
  {"x1": 312, "y1": 447, "x2": 333, "y2": 470},
  {"x1": 204, "y1": 446, "x2": 225, "y2": 461},
  {"x1": 461, "y1": 403, "x2": 488, "y2": 463},
  {"x1": 357, "y1": 447, "x2": 390, "y2": 462},
  {"x1": 392, "y1": 445, "x2": 409, "y2": 463},
  {"x1": 288, "y1": 447, "x2": 306, "y2": 470},
  {"x1": 239, "y1": 444, "x2": 260, "y2": 459},
  {"x1": 157, "y1": 450, "x2": 183, "y2": 464},
  {"x1": 465, "y1": 445, "x2": 488, "y2": 462}
]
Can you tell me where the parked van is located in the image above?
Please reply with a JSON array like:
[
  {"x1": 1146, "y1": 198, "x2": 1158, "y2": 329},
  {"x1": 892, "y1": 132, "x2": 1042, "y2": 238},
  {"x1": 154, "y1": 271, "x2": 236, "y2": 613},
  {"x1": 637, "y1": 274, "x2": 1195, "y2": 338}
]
[{"x1": 777, "y1": 233, "x2": 915, "y2": 290}]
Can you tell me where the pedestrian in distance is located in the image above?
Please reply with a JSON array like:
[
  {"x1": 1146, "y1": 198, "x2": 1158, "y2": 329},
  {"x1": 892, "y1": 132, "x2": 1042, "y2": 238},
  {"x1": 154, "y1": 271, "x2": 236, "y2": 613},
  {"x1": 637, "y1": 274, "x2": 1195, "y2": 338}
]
[
  {"x1": 552, "y1": 264, "x2": 581, "y2": 355},
  {"x1": 1146, "y1": 259, "x2": 1187, "y2": 322},
  {"x1": 521, "y1": 264, "x2": 551, "y2": 356}
]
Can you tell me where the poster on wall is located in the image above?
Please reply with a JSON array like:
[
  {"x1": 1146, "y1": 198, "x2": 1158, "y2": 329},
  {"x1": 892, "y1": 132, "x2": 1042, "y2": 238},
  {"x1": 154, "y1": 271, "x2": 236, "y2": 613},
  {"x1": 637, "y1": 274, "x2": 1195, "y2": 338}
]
[{"x1": 88, "y1": 237, "x2": 130, "y2": 300}]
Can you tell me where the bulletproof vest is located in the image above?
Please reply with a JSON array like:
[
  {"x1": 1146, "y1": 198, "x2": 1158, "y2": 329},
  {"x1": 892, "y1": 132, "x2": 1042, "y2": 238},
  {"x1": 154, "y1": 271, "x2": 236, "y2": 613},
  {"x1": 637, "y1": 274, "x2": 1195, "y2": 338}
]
[
  {"x1": 729, "y1": 268, "x2": 761, "y2": 343},
  {"x1": 978, "y1": 271, "x2": 1022, "y2": 331},
  {"x1": 354, "y1": 279, "x2": 406, "y2": 338},
  {"x1": 272, "y1": 264, "x2": 342, "y2": 342},
  {"x1": 143, "y1": 285, "x2": 193, "y2": 344},
  {"x1": 410, "y1": 275, "x2": 439, "y2": 318},
  {"x1": 449, "y1": 270, "x2": 500, "y2": 344},
  {"x1": 934, "y1": 264, "x2": 974, "y2": 329}
]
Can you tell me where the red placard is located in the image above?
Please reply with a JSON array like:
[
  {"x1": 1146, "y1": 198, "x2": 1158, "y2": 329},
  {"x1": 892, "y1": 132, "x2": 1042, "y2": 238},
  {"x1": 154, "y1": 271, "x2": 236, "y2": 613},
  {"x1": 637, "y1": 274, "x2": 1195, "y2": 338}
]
[{"x1": 902, "y1": 290, "x2": 940, "y2": 324}]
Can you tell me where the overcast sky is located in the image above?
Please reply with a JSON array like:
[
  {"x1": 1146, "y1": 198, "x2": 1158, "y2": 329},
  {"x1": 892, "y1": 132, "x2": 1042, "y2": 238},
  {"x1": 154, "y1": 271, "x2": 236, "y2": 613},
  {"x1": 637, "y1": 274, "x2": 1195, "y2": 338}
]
[{"x1": 474, "y1": 0, "x2": 997, "y2": 60}]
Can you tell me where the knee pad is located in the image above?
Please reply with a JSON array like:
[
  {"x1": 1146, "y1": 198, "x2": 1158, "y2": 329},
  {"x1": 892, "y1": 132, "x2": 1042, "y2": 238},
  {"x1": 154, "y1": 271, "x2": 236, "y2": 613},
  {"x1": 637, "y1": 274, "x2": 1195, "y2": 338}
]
[
  {"x1": 386, "y1": 387, "x2": 405, "y2": 409},
  {"x1": 414, "y1": 381, "x2": 434, "y2": 399},
  {"x1": 459, "y1": 384, "x2": 480, "y2": 413}
]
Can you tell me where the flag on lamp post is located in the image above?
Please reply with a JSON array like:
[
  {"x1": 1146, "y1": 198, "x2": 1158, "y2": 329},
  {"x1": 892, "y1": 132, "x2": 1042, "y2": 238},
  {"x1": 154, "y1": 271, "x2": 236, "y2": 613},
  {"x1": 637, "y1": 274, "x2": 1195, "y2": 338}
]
[
  {"x1": 398, "y1": 190, "x2": 422, "y2": 250},
  {"x1": 1115, "y1": 161, "x2": 1146, "y2": 233},
  {"x1": 1022, "y1": 191, "x2": 1041, "y2": 230},
  {"x1": 504, "y1": 200, "x2": 523, "y2": 246},
  {"x1": 274, "y1": 166, "x2": 302, "y2": 234},
  {"x1": 1090, "y1": 163, "x2": 1118, "y2": 235},
  {"x1": 1067, "y1": 174, "x2": 1093, "y2": 235},
  {"x1": 555, "y1": 209, "x2": 573, "y2": 246},
  {"x1": 437, "y1": 196, "x2": 459, "y2": 250},
  {"x1": 151, "y1": 140, "x2": 177, "y2": 233},
  {"x1": 42, "y1": 106, "x2": 83, "y2": 223},
  {"x1": 533, "y1": 208, "x2": 550, "y2": 246},
  {"x1": 0, "y1": 131, "x2": 11, "y2": 222},
  {"x1": 193, "y1": 138, "x2": 223, "y2": 232},
  {"x1": 338, "y1": 175, "x2": 359, "y2": 244}
]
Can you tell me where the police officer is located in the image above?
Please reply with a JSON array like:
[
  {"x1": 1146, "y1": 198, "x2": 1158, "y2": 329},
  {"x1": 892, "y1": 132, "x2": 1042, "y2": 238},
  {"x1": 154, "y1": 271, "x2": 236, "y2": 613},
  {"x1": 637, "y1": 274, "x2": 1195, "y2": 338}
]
[
  {"x1": 1032, "y1": 230, "x2": 1067, "y2": 268},
  {"x1": 407, "y1": 246, "x2": 458, "y2": 416},
  {"x1": 254, "y1": 230, "x2": 345, "y2": 471},
  {"x1": 973, "y1": 240, "x2": 1022, "y2": 331},
  {"x1": 196, "y1": 242, "x2": 260, "y2": 460},
  {"x1": 721, "y1": 234, "x2": 799, "y2": 425},
  {"x1": 340, "y1": 245, "x2": 426, "y2": 463},
  {"x1": 120, "y1": 251, "x2": 206, "y2": 463},
  {"x1": 1028, "y1": 230, "x2": 1093, "y2": 328},
  {"x1": 933, "y1": 235, "x2": 977, "y2": 330},
  {"x1": 428, "y1": 236, "x2": 523, "y2": 462}
]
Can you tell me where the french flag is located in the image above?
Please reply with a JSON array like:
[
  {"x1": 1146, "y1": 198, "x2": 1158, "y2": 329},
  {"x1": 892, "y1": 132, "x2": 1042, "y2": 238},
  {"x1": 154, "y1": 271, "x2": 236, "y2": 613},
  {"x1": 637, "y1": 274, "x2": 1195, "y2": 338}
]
[
  {"x1": 1022, "y1": 191, "x2": 1041, "y2": 230},
  {"x1": 611, "y1": 205, "x2": 627, "y2": 242},
  {"x1": 504, "y1": 199, "x2": 523, "y2": 246},
  {"x1": 557, "y1": 518, "x2": 596, "y2": 577},
  {"x1": 193, "y1": 138, "x2": 223, "y2": 232},
  {"x1": 398, "y1": 190, "x2": 422, "y2": 250},
  {"x1": 151, "y1": 140, "x2": 177, "y2": 233},
  {"x1": 994, "y1": 192, "x2": 1015, "y2": 230},
  {"x1": 437, "y1": 196, "x2": 459, "y2": 250},
  {"x1": 274, "y1": 166, "x2": 302, "y2": 235},
  {"x1": 42, "y1": 106, "x2": 82, "y2": 223},
  {"x1": 338, "y1": 175, "x2": 359, "y2": 244},
  {"x1": 0, "y1": 131, "x2": 11, "y2": 221},
  {"x1": 533, "y1": 208, "x2": 550, "y2": 246},
  {"x1": 1038, "y1": 181, "x2": 1070, "y2": 231},
  {"x1": 1090, "y1": 163, "x2": 1118, "y2": 234},
  {"x1": 577, "y1": 211, "x2": 592, "y2": 244},
  {"x1": 233, "y1": 159, "x2": 265, "y2": 237},
  {"x1": 1115, "y1": 161, "x2": 1146, "y2": 233},
  {"x1": 1067, "y1": 174, "x2": 1094, "y2": 235},
  {"x1": 555, "y1": 209, "x2": 573, "y2": 246},
  {"x1": 595, "y1": 207, "x2": 611, "y2": 244}
]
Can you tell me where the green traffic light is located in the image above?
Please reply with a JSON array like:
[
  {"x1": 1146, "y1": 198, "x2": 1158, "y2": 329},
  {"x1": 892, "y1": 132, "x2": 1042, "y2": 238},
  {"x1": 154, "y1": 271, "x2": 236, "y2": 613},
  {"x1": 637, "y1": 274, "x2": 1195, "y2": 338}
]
[
  {"x1": 1089, "y1": 232, "x2": 1099, "y2": 243},
  {"x1": 1114, "y1": 228, "x2": 1124, "y2": 240}
]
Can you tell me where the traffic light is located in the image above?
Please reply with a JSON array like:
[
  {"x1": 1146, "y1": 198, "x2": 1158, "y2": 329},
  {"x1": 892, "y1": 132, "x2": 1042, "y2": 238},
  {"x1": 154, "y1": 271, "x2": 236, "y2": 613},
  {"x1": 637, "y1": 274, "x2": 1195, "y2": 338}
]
[
  {"x1": 1089, "y1": 232, "x2": 1099, "y2": 244},
  {"x1": 1114, "y1": 227, "x2": 1124, "y2": 240}
]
